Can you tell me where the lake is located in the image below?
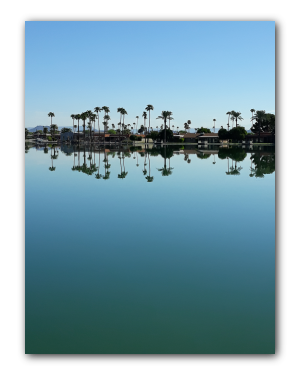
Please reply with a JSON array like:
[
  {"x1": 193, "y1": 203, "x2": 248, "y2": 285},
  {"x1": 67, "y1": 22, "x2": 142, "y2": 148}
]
[{"x1": 25, "y1": 143, "x2": 275, "y2": 354}]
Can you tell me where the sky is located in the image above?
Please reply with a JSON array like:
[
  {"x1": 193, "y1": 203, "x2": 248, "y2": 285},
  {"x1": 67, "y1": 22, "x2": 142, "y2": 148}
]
[{"x1": 25, "y1": 21, "x2": 275, "y2": 131}]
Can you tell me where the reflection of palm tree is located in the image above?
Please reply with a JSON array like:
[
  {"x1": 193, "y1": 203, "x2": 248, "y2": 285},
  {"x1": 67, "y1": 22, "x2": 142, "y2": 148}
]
[
  {"x1": 146, "y1": 157, "x2": 154, "y2": 182},
  {"x1": 157, "y1": 147, "x2": 173, "y2": 176}
]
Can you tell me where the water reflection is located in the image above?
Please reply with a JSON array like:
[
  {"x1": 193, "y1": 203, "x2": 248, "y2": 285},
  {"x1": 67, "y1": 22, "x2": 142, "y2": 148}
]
[{"x1": 26, "y1": 144, "x2": 275, "y2": 180}]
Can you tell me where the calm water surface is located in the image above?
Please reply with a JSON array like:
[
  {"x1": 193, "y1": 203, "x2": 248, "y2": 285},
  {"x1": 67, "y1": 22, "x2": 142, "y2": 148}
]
[{"x1": 25, "y1": 144, "x2": 275, "y2": 354}]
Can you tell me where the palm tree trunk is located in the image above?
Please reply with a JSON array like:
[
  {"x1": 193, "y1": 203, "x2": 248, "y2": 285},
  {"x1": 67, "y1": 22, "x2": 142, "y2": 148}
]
[
  {"x1": 104, "y1": 114, "x2": 106, "y2": 144},
  {"x1": 78, "y1": 119, "x2": 80, "y2": 144},
  {"x1": 164, "y1": 119, "x2": 167, "y2": 143}
]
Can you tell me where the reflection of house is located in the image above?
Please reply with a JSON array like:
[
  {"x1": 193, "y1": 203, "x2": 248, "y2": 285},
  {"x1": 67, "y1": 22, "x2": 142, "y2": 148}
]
[
  {"x1": 60, "y1": 131, "x2": 74, "y2": 142},
  {"x1": 246, "y1": 132, "x2": 275, "y2": 143}
]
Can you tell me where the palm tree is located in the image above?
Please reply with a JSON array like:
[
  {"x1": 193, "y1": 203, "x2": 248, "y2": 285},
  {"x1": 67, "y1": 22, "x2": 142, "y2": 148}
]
[
  {"x1": 225, "y1": 111, "x2": 231, "y2": 130},
  {"x1": 231, "y1": 111, "x2": 243, "y2": 127},
  {"x1": 117, "y1": 107, "x2": 124, "y2": 131},
  {"x1": 250, "y1": 109, "x2": 256, "y2": 129},
  {"x1": 213, "y1": 119, "x2": 216, "y2": 133},
  {"x1": 80, "y1": 112, "x2": 88, "y2": 141},
  {"x1": 156, "y1": 111, "x2": 170, "y2": 143},
  {"x1": 74, "y1": 114, "x2": 81, "y2": 143},
  {"x1": 142, "y1": 111, "x2": 147, "y2": 127},
  {"x1": 70, "y1": 114, "x2": 76, "y2": 132},
  {"x1": 136, "y1": 116, "x2": 139, "y2": 132},
  {"x1": 145, "y1": 105, "x2": 154, "y2": 135},
  {"x1": 43, "y1": 126, "x2": 48, "y2": 139},
  {"x1": 50, "y1": 124, "x2": 58, "y2": 137},
  {"x1": 187, "y1": 120, "x2": 191, "y2": 133},
  {"x1": 90, "y1": 113, "x2": 96, "y2": 141},
  {"x1": 102, "y1": 106, "x2": 110, "y2": 141},
  {"x1": 250, "y1": 110, "x2": 266, "y2": 142},
  {"x1": 121, "y1": 109, "x2": 127, "y2": 134},
  {"x1": 85, "y1": 110, "x2": 93, "y2": 140},
  {"x1": 168, "y1": 112, "x2": 174, "y2": 132},
  {"x1": 94, "y1": 107, "x2": 102, "y2": 135},
  {"x1": 184, "y1": 122, "x2": 189, "y2": 132},
  {"x1": 48, "y1": 112, "x2": 55, "y2": 126}
]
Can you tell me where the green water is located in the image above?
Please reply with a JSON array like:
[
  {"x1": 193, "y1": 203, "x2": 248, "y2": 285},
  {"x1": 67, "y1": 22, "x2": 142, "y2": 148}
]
[{"x1": 25, "y1": 144, "x2": 275, "y2": 354}]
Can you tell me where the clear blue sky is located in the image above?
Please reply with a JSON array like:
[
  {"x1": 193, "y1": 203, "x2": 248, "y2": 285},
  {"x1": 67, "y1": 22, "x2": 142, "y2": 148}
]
[{"x1": 25, "y1": 21, "x2": 275, "y2": 131}]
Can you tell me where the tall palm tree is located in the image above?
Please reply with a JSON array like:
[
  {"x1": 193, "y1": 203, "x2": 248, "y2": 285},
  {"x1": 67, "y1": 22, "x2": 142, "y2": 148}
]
[
  {"x1": 120, "y1": 108, "x2": 127, "y2": 136},
  {"x1": 85, "y1": 110, "x2": 93, "y2": 140},
  {"x1": 168, "y1": 112, "x2": 174, "y2": 132},
  {"x1": 156, "y1": 111, "x2": 170, "y2": 143},
  {"x1": 48, "y1": 112, "x2": 55, "y2": 126},
  {"x1": 74, "y1": 114, "x2": 81, "y2": 143},
  {"x1": 142, "y1": 111, "x2": 147, "y2": 128},
  {"x1": 102, "y1": 106, "x2": 110, "y2": 142},
  {"x1": 70, "y1": 114, "x2": 76, "y2": 132},
  {"x1": 231, "y1": 111, "x2": 243, "y2": 127},
  {"x1": 94, "y1": 107, "x2": 102, "y2": 135},
  {"x1": 226, "y1": 111, "x2": 232, "y2": 130},
  {"x1": 213, "y1": 119, "x2": 216, "y2": 133},
  {"x1": 184, "y1": 122, "x2": 189, "y2": 133},
  {"x1": 145, "y1": 105, "x2": 154, "y2": 135},
  {"x1": 117, "y1": 107, "x2": 124, "y2": 130},
  {"x1": 177, "y1": 126, "x2": 179, "y2": 133},
  {"x1": 250, "y1": 110, "x2": 266, "y2": 142},
  {"x1": 89, "y1": 113, "x2": 96, "y2": 141},
  {"x1": 80, "y1": 112, "x2": 88, "y2": 141},
  {"x1": 187, "y1": 120, "x2": 191, "y2": 133},
  {"x1": 250, "y1": 109, "x2": 256, "y2": 129},
  {"x1": 136, "y1": 116, "x2": 139, "y2": 132}
]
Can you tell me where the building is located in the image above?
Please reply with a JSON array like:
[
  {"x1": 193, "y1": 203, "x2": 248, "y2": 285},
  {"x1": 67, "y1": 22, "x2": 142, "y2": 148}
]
[
  {"x1": 245, "y1": 132, "x2": 275, "y2": 143},
  {"x1": 183, "y1": 133, "x2": 220, "y2": 143},
  {"x1": 60, "y1": 131, "x2": 74, "y2": 142}
]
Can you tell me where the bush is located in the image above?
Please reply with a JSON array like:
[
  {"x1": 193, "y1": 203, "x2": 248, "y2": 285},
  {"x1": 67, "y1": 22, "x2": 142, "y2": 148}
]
[
  {"x1": 47, "y1": 136, "x2": 52, "y2": 141},
  {"x1": 130, "y1": 135, "x2": 136, "y2": 141},
  {"x1": 137, "y1": 136, "x2": 142, "y2": 141}
]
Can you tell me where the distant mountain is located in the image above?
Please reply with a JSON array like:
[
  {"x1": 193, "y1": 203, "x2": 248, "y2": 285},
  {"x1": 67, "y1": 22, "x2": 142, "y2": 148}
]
[
  {"x1": 27, "y1": 126, "x2": 50, "y2": 132},
  {"x1": 27, "y1": 125, "x2": 105, "y2": 133}
]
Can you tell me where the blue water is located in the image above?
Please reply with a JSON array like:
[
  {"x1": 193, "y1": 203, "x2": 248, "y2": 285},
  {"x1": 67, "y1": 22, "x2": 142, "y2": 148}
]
[{"x1": 25, "y1": 144, "x2": 275, "y2": 354}]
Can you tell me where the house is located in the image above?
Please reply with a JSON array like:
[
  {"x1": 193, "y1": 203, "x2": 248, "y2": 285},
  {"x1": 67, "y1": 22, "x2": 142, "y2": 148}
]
[
  {"x1": 245, "y1": 132, "x2": 275, "y2": 143},
  {"x1": 197, "y1": 133, "x2": 220, "y2": 143},
  {"x1": 183, "y1": 133, "x2": 200, "y2": 143},
  {"x1": 183, "y1": 132, "x2": 220, "y2": 143},
  {"x1": 60, "y1": 131, "x2": 74, "y2": 142}
]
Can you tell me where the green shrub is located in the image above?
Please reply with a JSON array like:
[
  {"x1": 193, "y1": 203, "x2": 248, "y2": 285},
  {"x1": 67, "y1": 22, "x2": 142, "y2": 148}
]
[{"x1": 47, "y1": 136, "x2": 52, "y2": 141}]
